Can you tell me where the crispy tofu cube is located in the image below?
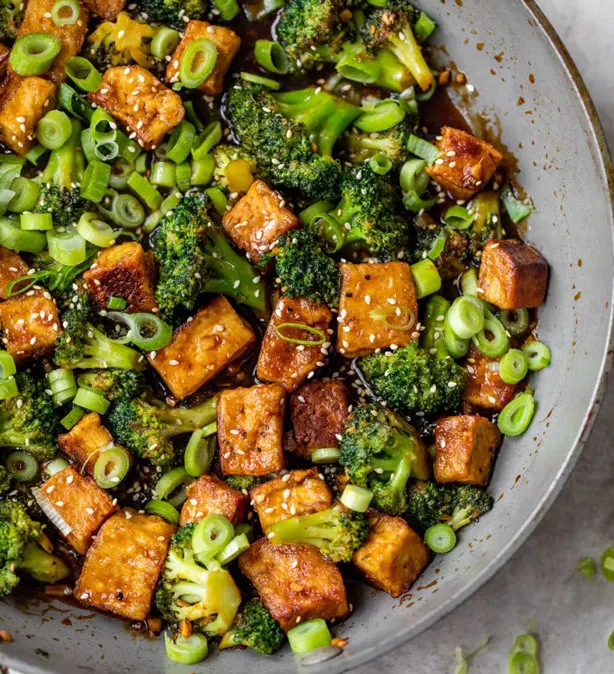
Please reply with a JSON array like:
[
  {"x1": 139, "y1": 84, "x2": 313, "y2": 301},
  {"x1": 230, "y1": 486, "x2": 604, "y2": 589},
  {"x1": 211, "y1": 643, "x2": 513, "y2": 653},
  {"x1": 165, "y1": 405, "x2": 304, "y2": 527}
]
[
  {"x1": 0, "y1": 247, "x2": 28, "y2": 300},
  {"x1": 337, "y1": 262, "x2": 417, "y2": 358},
  {"x1": 17, "y1": 0, "x2": 89, "y2": 84},
  {"x1": 478, "y1": 239, "x2": 548, "y2": 309},
  {"x1": 58, "y1": 412, "x2": 131, "y2": 477},
  {"x1": 166, "y1": 21, "x2": 240, "y2": 97},
  {"x1": 218, "y1": 384, "x2": 286, "y2": 476},
  {"x1": 39, "y1": 466, "x2": 118, "y2": 555},
  {"x1": 221, "y1": 180, "x2": 299, "y2": 263},
  {"x1": 464, "y1": 344, "x2": 518, "y2": 411},
  {"x1": 0, "y1": 74, "x2": 56, "y2": 154},
  {"x1": 0, "y1": 289, "x2": 61, "y2": 364},
  {"x1": 75, "y1": 510, "x2": 176, "y2": 620},
  {"x1": 425, "y1": 126, "x2": 503, "y2": 200},
  {"x1": 82, "y1": 0, "x2": 125, "y2": 19},
  {"x1": 89, "y1": 66, "x2": 184, "y2": 150},
  {"x1": 84, "y1": 242, "x2": 157, "y2": 313},
  {"x1": 238, "y1": 538, "x2": 348, "y2": 631},
  {"x1": 434, "y1": 414, "x2": 501, "y2": 486},
  {"x1": 251, "y1": 468, "x2": 332, "y2": 530},
  {"x1": 287, "y1": 381, "x2": 349, "y2": 459},
  {"x1": 179, "y1": 474, "x2": 248, "y2": 526},
  {"x1": 148, "y1": 296, "x2": 255, "y2": 400},
  {"x1": 256, "y1": 297, "x2": 332, "y2": 392},
  {"x1": 353, "y1": 512, "x2": 430, "y2": 597}
]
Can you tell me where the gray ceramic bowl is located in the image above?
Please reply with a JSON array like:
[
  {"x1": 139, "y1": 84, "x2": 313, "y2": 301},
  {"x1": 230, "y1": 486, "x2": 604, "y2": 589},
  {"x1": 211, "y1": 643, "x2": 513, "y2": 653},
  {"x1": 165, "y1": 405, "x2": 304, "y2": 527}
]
[{"x1": 2, "y1": 1, "x2": 614, "y2": 673}]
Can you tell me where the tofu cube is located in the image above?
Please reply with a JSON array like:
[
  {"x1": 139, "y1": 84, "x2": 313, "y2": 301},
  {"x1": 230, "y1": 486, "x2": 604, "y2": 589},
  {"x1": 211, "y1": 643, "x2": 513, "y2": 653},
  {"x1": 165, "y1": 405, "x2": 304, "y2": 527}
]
[
  {"x1": 180, "y1": 473, "x2": 248, "y2": 526},
  {"x1": 0, "y1": 247, "x2": 28, "y2": 299},
  {"x1": 256, "y1": 296, "x2": 332, "y2": 392},
  {"x1": 82, "y1": 0, "x2": 125, "y2": 19},
  {"x1": 0, "y1": 74, "x2": 57, "y2": 154},
  {"x1": 287, "y1": 381, "x2": 349, "y2": 459},
  {"x1": 337, "y1": 262, "x2": 418, "y2": 358},
  {"x1": 222, "y1": 180, "x2": 299, "y2": 263},
  {"x1": 166, "y1": 21, "x2": 240, "y2": 97},
  {"x1": 218, "y1": 384, "x2": 286, "y2": 476},
  {"x1": 89, "y1": 66, "x2": 184, "y2": 150},
  {"x1": 84, "y1": 242, "x2": 157, "y2": 313},
  {"x1": 251, "y1": 468, "x2": 332, "y2": 530},
  {"x1": 58, "y1": 412, "x2": 131, "y2": 477},
  {"x1": 434, "y1": 414, "x2": 501, "y2": 486},
  {"x1": 464, "y1": 344, "x2": 518, "y2": 411},
  {"x1": 39, "y1": 466, "x2": 118, "y2": 555},
  {"x1": 74, "y1": 510, "x2": 176, "y2": 620},
  {"x1": 238, "y1": 537, "x2": 348, "y2": 631},
  {"x1": 425, "y1": 126, "x2": 503, "y2": 200},
  {"x1": 353, "y1": 512, "x2": 430, "y2": 597},
  {"x1": 148, "y1": 296, "x2": 255, "y2": 400},
  {"x1": 0, "y1": 289, "x2": 61, "y2": 364},
  {"x1": 478, "y1": 239, "x2": 548, "y2": 309}
]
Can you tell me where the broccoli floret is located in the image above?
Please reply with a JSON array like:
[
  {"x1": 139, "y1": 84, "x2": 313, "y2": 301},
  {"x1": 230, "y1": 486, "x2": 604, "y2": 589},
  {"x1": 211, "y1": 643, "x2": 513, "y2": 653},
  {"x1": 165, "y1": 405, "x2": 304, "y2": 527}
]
[
  {"x1": 344, "y1": 119, "x2": 414, "y2": 166},
  {"x1": 219, "y1": 598, "x2": 285, "y2": 655},
  {"x1": 267, "y1": 504, "x2": 367, "y2": 562},
  {"x1": 212, "y1": 144, "x2": 258, "y2": 188},
  {"x1": 54, "y1": 293, "x2": 144, "y2": 371},
  {"x1": 339, "y1": 404, "x2": 429, "y2": 516},
  {"x1": 0, "y1": 500, "x2": 70, "y2": 597},
  {"x1": 77, "y1": 369, "x2": 147, "y2": 401},
  {"x1": 155, "y1": 523, "x2": 241, "y2": 635},
  {"x1": 226, "y1": 83, "x2": 343, "y2": 201},
  {"x1": 0, "y1": 465, "x2": 12, "y2": 495},
  {"x1": 407, "y1": 481, "x2": 494, "y2": 533},
  {"x1": 410, "y1": 223, "x2": 470, "y2": 280},
  {"x1": 135, "y1": 0, "x2": 207, "y2": 29},
  {"x1": 224, "y1": 475, "x2": 263, "y2": 491},
  {"x1": 0, "y1": 0, "x2": 24, "y2": 40},
  {"x1": 108, "y1": 394, "x2": 217, "y2": 468},
  {"x1": 150, "y1": 192, "x2": 266, "y2": 320},
  {"x1": 359, "y1": 342, "x2": 464, "y2": 418},
  {"x1": 0, "y1": 373, "x2": 59, "y2": 461},
  {"x1": 272, "y1": 228, "x2": 340, "y2": 309}
]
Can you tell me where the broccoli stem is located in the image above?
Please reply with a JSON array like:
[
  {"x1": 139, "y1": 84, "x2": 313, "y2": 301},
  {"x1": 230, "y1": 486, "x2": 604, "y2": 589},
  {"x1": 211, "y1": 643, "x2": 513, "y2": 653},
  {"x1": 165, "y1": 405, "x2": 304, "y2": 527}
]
[
  {"x1": 388, "y1": 27, "x2": 433, "y2": 91},
  {"x1": 19, "y1": 543, "x2": 70, "y2": 584},
  {"x1": 268, "y1": 509, "x2": 335, "y2": 547},
  {"x1": 79, "y1": 327, "x2": 144, "y2": 370},
  {"x1": 447, "y1": 507, "x2": 475, "y2": 532},
  {"x1": 153, "y1": 396, "x2": 218, "y2": 439}
]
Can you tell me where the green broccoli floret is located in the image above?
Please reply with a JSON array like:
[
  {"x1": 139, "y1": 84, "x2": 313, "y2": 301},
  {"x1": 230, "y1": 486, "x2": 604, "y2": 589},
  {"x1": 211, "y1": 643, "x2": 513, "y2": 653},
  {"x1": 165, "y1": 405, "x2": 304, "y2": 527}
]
[
  {"x1": 344, "y1": 119, "x2": 414, "y2": 166},
  {"x1": 272, "y1": 228, "x2": 340, "y2": 309},
  {"x1": 0, "y1": 500, "x2": 70, "y2": 597},
  {"x1": 54, "y1": 293, "x2": 144, "y2": 371},
  {"x1": 407, "y1": 481, "x2": 494, "y2": 533},
  {"x1": 219, "y1": 598, "x2": 285, "y2": 655},
  {"x1": 212, "y1": 144, "x2": 258, "y2": 188},
  {"x1": 0, "y1": 465, "x2": 12, "y2": 495},
  {"x1": 0, "y1": 373, "x2": 59, "y2": 461},
  {"x1": 150, "y1": 192, "x2": 266, "y2": 320},
  {"x1": 226, "y1": 83, "x2": 343, "y2": 201},
  {"x1": 155, "y1": 523, "x2": 241, "y2": 635},
  {"x1": 339, "y1": 404, "x2": 429, "y2": 516},
  {"x1": 135, "y1": 0, "x2": 208, "y2": 29},
  {"x1": 410, "y1": 224, "x2": 470, "y2": 280},
  {"x1": 77, "y1": 369, "x2": 147, "y2": 401},
  {"x1": 108, "y1": 394, "x2": 217, "y2": 468},
  {"x1": 359, "y1": 342, "x2": 465, "y2": 418},
  {"x1": 224, "y1": 475, "x2": 263, "y2": 491},
  {"x1": 0, "y1": 0, "x2": 24, "y2": 40},
  {"x1": 267, "y1": 504, "x2": 367, "y2": 562}
]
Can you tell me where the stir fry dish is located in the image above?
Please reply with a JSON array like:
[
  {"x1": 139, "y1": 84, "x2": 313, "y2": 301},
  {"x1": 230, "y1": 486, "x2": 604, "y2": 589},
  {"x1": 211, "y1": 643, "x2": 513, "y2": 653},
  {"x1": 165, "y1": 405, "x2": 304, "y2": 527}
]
[{"x1": 0, "y1": 0, "x2": 552, "y2": 664}]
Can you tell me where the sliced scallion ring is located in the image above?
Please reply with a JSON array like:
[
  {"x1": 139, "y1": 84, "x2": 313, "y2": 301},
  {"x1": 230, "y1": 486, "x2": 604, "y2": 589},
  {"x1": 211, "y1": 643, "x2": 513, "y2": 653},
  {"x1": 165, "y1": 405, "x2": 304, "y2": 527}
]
[
  {"x1": 239, "y1": 71, "x2": 281, "y2": 90},
  {"x1": 0, "y1": 217, "x2": 46, "y2": 253},
  {"x1": 0, "y1": 351, "x2": 16, "y2": 379},
  {"x1": 167, "y1": 120, "x2": 196, "y2": 165},
  {"x1": 111, "y1": 193, "x2": 145, "y2": 229},
  {"x1": 274, "y1": 322, "x2": 326, "y2": 346},
  {"x1": 340, "y1": 484, "x2": 373, "y2": 513},
  {"x1": 93, "y1": 446, "x2": 130, "y2": 489},
  {"x1": 6, "y1": 450, "x2": 39, "y2": 483},
  {"x1": 406, "y1": 134, "x2": 441, "y2": 165},
  {"x1": 0, "y1": 377, "x2": 19, "y2": 401},
  {"x1": 80, "y1": 160, "x2": 111, "y2": 203},
  {"x1": 499, "y1": 349, "x2": 528, "y2": 385},
  {"x1": 73, "y1": 387, "x2": 110, "y2": 414},
  {"x1": 354, "y1": 99, "x2": 406, "y2": 133},
  {"x1": 424, "y1": 523, "x2": 457, "y2": 554},
  {"x1": 36, "y1": 110, "x2": 72, "y2": 150},
  {"x1": 20, "y1": 212, "x2": 53, "y2": 231},
  {"x1": 144, "y1": 499, "x2": 180, "y2": 525},
  {"x1": 192, "y1": 514, "x2": 234, "y2": 558},
  {"x1": 497, "y1": 392, "x2": 536, "y2": 437},
  {"x1": 8, "y1": 178, "x2": 40, "y2": 213},
  {"x1": 369, "y1": 305, "x2": 415, "y2": 332},
  {"x1": 151, "y1": 26, "x2": 180, "y2": 60},
  {"x1": 287, "y1": 619, "x2": 332, "y2": 655},
  {"x1": 311, "y1": 447, "x2": 341, "y2": 464},
  {"x1": 77, "y1": 212, "x2": 117, "y2": 247},
  {"x1": 446, "y1": 295, "x2": 485, "y2": 339},
  {"x1": 216, "y1": 533, "x2": 250, "y2": 565},
  {"x1": 107, "y1": 311, "x2": 173, "y2": 351},
  {"x1": 44, "y1": 457, "x2": 69, "y2": 477},
  {"x1": 64, "y1": 56, "x2": 102, "y2": 92},
  {"x1": 164, "y1": 633, "x2": 208, "y2": 665},
  {"x1": 184, "y1": 427, "x2": 217, "y2": 478},
  {"x1": 444, "y1": 205, "x2": 475, "y2": 230},
  {"x1": 47, "y1": 228, "x2": 87, "y2": 266},
  {"x1": 410, "y1": 259, "x2": 442, "y2": 299},
  {"x1": 368, "y1": 153, "x2": 393, "y2": 175},
  {"x1": 472, "y1": 314, "x2": 510, "y2": 358},
  {"x1": 179, "y1": 38, "x2": 218, "y2": 89},
  {"x1": 51, "y1": 0, "x2": 80, "y2": 25},
  {"x1": 254, "y1": 40, "x2": 289, "y2": 74},
  {"x1": 499, "y1": 308, "x2": 530, "y2": 336},
  {"x1": 155, "y1": 467, "x2": 192, "y2": 501},
  {"x1": 522, "y1": 340, "x2": 551, "y2": 371},
  {"x1": 9, "y1": 33, "x2": 62, "y2": 76},
  {"x1": 192, "y1": 121, "x2": 222, "y2": 160},
  {"x1": 60, "y1": 405, "x2": 85, "y2": 430}
]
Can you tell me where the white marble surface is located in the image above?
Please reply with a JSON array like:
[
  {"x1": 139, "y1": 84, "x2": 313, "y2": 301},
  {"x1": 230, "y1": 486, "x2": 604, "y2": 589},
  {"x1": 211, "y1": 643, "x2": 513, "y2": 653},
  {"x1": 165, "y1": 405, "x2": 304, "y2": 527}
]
[{"x1": 355, "y1": 1, "x2": 614, "y2": 672}]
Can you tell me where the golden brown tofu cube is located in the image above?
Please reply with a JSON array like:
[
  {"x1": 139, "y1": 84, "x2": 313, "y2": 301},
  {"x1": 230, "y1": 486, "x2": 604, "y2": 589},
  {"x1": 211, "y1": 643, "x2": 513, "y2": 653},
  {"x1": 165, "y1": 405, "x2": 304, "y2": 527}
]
[
  {"x1": 75, "y1": 510, "x2": 176, "y2": 620},
  {"x1": 58, "y1": 412, "x2": 131, "y2": 477},
  {"x1": 287, "y1": 381, "x2": 349, "y2": 459},
  {"x1": 17, "y1": 0, "x2": 89, "y2": 84},
  {"x1": 238, "y1": 538, "x2": 348, "y2": 631},
  {"x1": 82, "y1": 0, "x2": 125, "y2": 19},
  {"x1": 0, "y1": 74, "x2": 56, "y2": 154},
  {"x1": 84, "y1": 242, "x2": 157, "y2": 313},
  {"x1": 478, "y1": 239, "x2": 548, "y2": 310},
  {"x1": 251, "y1": 468, "x2": 332, "y2": 530},
  {"x1": 464, "y1": 344, "x2": 518, "y2": 411},
  {"x1": 166, "y1": 21, "x2": 240, "y2": 97},
  {"x1": 180, "y1": 474, "x2": 248, "y2": 526},
  {"x1": 39, "y1": 466, "x2": 118, "y2": 555},
  {"x1": 89, "y1": 66, "x2": 184, "y2": 149},
  {"x1": 353, "y1": 512, "x2": 430, "y2": 597},
  {"x1": 221, "y1": 180, "x2": 299, "y2": 263},
  {"x1": 434, "y1": 414, "x2": 501, "y2": 486},
  {"x1": 218, "y1": 384, "x2": 286, "y2": 476},
  {"x1": 148, "y1": 296, "x2": 255, "y2": 400},
  {"x1": 0, "y1": 247, "x2": 28, "y2": 300},
  {"x1": 337, "y1": 262, "x2": 417, "y2": 358},
  {"x1": 0, "y1": 289, "x2": 61, "y2": 364},
  {"x1": 425, "y1": 126, "x2": 503, "y2": 200},
  {"x1": 256, "y1": 297, "x2": 332, "y2": 392}
]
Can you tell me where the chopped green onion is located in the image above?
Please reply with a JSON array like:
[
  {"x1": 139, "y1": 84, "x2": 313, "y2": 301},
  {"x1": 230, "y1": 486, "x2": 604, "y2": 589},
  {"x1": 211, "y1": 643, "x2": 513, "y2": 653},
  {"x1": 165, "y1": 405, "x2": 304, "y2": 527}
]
[
  {"x1": 64, "y1": 56, "x2": 101, "y2": 92},
  {"x1": 184, "y1": 426, "x2": 216, "y2": 478},
  {"x1": 190, "y1": 156, "x2": 214, "y2": 186},
  {"x1": 239, "y1": 71, "x2": 281, "y2": 90},
  {"x1": 355, "y1": 100, "x2": 406, "y2": 133},
  {"x1": 116, "y1": 131, "x2": 141, "y2": 162},
  {"x1": 499, "y1": 309, "x2": 530, "y2": 337},
  {"x1": 287, "y1": 619, "x2": 332, "y2": 655},
  {"x1": 472, "y1": 313, "x2": 510, "y2": 358},
  {"x1": 111, "y1": 193, "x2": 145, "y2": 229},
  {"x1": 444, "y1": 318, "x2": 470, "y2": 359},
  {"x1": 44, "y1": 457, "x2": 69, "y2": 477},
  {"x1": 0, "y1": 189, "x2": 15, "y2": 216},
  {"x1": 446, "y1": 296, "x2": 484, "y2": 339},
  {"x1": 8, "y1": 178, "x2": 40, "y2": 213},
  {"x1": 522, "y1": 340, "x2": 551, "y2": 371},
  {"x1": 36, "y1": 110, "x2": 72, "y2": 150},
  {"x1": 0, "y1": 217, "x2": 46, "y2": 253},
  {"x1": 107, "y1": 296, "x2": 127, "y2": 310},
  {"x1": 0, "y1": 351, "x2": 16, "y2": 379},
  {"x1": 216, "y1": 533, "x2": 250, "y2": 565},
  {"x1": 155, "y1": 467, "x2": 192, "y2": 501},
  {"x1": 192, "y1": 514, "x2": 234, "y2": 558},
  {"x1": 73, "y1": 387, "x2": 110, "y2": 414},
  {"x1": 428, "y1": 229, "x2": 448, "y2": 260},
  {"x1": 510, "y1": 633, "x2": 538, "y2": 658},
  {"x1": 80, "y1": 128, "x2": 97, "y2": 163},
  {"x1": 508, "y1": 652, "x2": 538, "y2": 674},
  {"x1": 444, "y1": 205, "x2": 476, "y2": 230},
  {"x1": 0, "y1": 377, "x2": 19, "y2": 401},
  {"x1": 274, "y1": 322, "x2": 326, "y2": 346},
  {"x1": 407, "y1": 134, "x2": 441, "y2": 165},
  {"x1": 311, "y1": 447, "x2": 341, "y2": 464},
  {"x1": 81, "y1": 160, "x2": 111, "y2": 203},
  {"x1": 422, "y1": 295, "x2": 450, "y2": 359},
  {"x1": 175, "y1": 162, "x2": 192, "y2": 192},
  {"x1": 609, "y1": 631, "x2": 614, "y2": 652},
  {"x1": 501, "y1": 186, "x2": 535, "y2": 223},
  {"x1": 94, "y1": 140, "x2": 119, "y2": 163},
  {"x1": 414, "y1": 11, "x2": 437, "y2": 41},
  {"x1": 127, "y1": 171, "x2": 162, "y2": 209},
  {"x1": 6, "y1": 450, "x2": 39, "y2": 483},
  {"x1": 183, "y1": 100, "x2": 204, "y2": 132},
  {"x1": 135, "y1": 153, "x2": 148, "y2": 174},
  {"x1": 340, "y1": 485, "x2": 373, "y2": 513},
  {"x1": 425, "y1": 523, "x2": 457, "y2": 553},
  {"x1": 60, "y1": 405, "x2": 85, "y2": 429},
  {"x1": 369, "y1": 305, "x2": 415, "y2": 331},
  {"x1": 180, "y1": 38, "x2": 218, "y2": 88},
  {"x1": 243, "y1": 0, "x2": 284, "y2": 20},
  {"x1": 368, "y1": 153, "x2": 393, "y2": 175},
  {"x1": 336, "y1": 42, "x2": 381, "y2": 85},
  {"x1": 400, "y1": 158, "x2": 430, "y2": 194},
  {"x1": 167, "y1": 120, "x2": 196, "y2": 165},
  {"x1": 9, "y1": 33, "x2": 62, "y2": 76},
  {"x1": 192, "y1": 122, "x2": 222, "y2": 160},
  {"x1": 20, "y1": 212, "x2": 52, "y2": 231},
  {"x1": 90, "y1": 108, "x2": 116, "y2": 144},
  {"x1": 497, "y1": 392, "x2": 536, "y2": 436},
  {"x1": 601, "y1": 546, "x2": 614, "y2": 581},
  {"x1": 143, "y1": 192, "x2": 182, "y2": 233},
  {"x1": 58, "y1": 83, "x2": 93, "y2": 122},
  {"x1": 77, "y1": 212, "x2": 116, "y2": 247},
  {"x1": 48, "y1": 368, "x2": 77, "y2": 406},
  {"x1": 94, "y1": 446, "x2": 130, "y2": 489},
  {"x1": 107, "y1": 311, "x2": 173, "y2": 350},
  {"x1": 310, "y1": 213, "x2": 344, "y2": 253},
  {"x1": 576, "y1": 557, "x2": 596, "y2": 580},
  {"x1": 151, "y1": 26, "x2": 180, "y2": 60},
  {"x1": 144, "y1": 499, "x2": 180, "y2": 525},
  {"x1": 47, "y1": 229, "x2": 87, "y2": 266},
  {"x1": 25, "y1": 145, "x2": 49, "y2": 166},
  {"x1": 212, "y1": 0, "x2": 240, "y2": 20},
  {"x1": 151, "y1": 160, "x2": 176, "y2": 188},
  {"x1": 254, "y1": 40, "x2": 289, "y2": 75},
  {"x1": 460, "y1": 268, "x2": 479, "y2": 297},
  {"x1": 164, "y1": 633, "x2": 208, "y2": 665},
  {"x1": 51, "y1": 0, "x2": 79, "y2": 24},
  {"x1": 206, "y1": 187, "x2": 228, "y2": 216},
  {"x1": 415, "y1": 78, "x2": 437, "y2": 102},
  {"x1": 410, "y1": 259, "x2": 442, "y2": 299},
  {"x1": 499, "y1": 349, "x2": 528, "y2": 385},
  {"x1": 299, "y1": 201, "x2": 333, "y2": 225}
]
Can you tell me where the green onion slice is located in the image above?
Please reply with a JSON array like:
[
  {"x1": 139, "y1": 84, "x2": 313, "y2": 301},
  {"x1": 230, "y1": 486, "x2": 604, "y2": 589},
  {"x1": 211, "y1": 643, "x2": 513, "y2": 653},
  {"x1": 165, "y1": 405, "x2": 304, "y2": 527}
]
[
  {"x1": 20, "y1": 212, "x2": 53, "y2": 231},
  {"x1": 206, "y1": 187, "x2": 228, "y2": 216},
  {"x1": 499, "y1": 349, "x2": 528, "y2": 385},
  {"x1": 340, "y1": 485, "x2": 373, "y2": 513},
  {"x1": 501, "y1": 185, "x2": 535, "y2": 223},
  {"x1": 472, "y1": 313, "x2": 510, "y2": 358},
  {"x1": 81, "y1": 160, "x2": 111, "y2": 203},
  {"x1": 167, "y1": 120, "x2": 196, "y2": 165},
  {"x1": 216, "y1": 533, "x2": 250, "y2": 565},
  {"x1": 414, "y1": 11, "x2": 437, "y2": 41},
  {"x1": 25, "y1": 145, "x2": 49, "y2": 166},
  {"x1": 155, "y1": 467, "x2": 192, "y2": 501},
  {"x1": 192, "y1": 514, "x2": 234, "y2": 558},
  {"x1": 424, "y1": 523, "x2": 457, "y2": 554},
  {"x1": 151, "y1": 26, "x2": 180, "y2": 60},
  {"x1": 212, "y1": 0, "x2": 240, "y2": 20},
  {"x1": 180, "y1": 38, "x2": 218, "y2": 89},
  {"x1": 175, "y1": 162, "x2": 192, "y2": 192},
  {"x1": 444, "y1": 205, "x2": 476, "y2": 230},
  {"x1": 145, "y1": 499, "x2": 180, "y2": 525},
  {"x1": 254, "y1": 40, "x2": 289, "y2": 75},
  {"x1": 274, "y1": 322, "x2": 326, "y2": 346},
  {"x1": 44, "y1": 457, "x2": 69, "y2": 477},
  {"x1": 510, "y1": 633, "x2": 538, "y2": 658},
  {"x1": 407, "y1": 134, "x2": 441, "y2": 165},
  {"x1": 368, "y1": 153, "x2": 393, "y2": 175},
  {"x1": 239, "y1": 71, "x2": 281, "y2": 90},
  {"x1": 93, "y1": 446, "x2": 130, "y2": 489},
  {"x1": 58, "y1": 83, "x2": 93, "y2": 122},
  {"x1": 446, "y1": 296, "x2": 484, "y2": 340},
  {"x1": 36, "y1": 110, "x2": 72, "y2": 150},
  {"x1": 508, "y1": 652, "x2": 538, "y2": 674},
  {"x1": 310, "y1": 213, "x2": 344, "y2": 254},
  {"x1": 77, "y1": 212, "x2": 116, "y2": 247},
  {"x1": 0, "y1": 351, "x2": 16, "y2": 379},
  {"x1": 576, "y1": 557, "x2": 596, "y2": 580},
  {"x1": 428, "y1": 229, "x2": 448, "y2": 260},
  {"x1": 369, "y1": 305, "x2": 415, "y2": 332},
  {"x1": 336, "y1": 42, "x2": 381, "y2": 85},
  {"x1": 91, "y1": 108, "x2": 117, "y2": 145},
  {"x1": 499, "y1": 308, "x2": 530, "y2": 337},
  {"x1": 127, "y1": 171, "x2": 162, "y2": 209},
  {"x1": 192, "y1": 121, "x2": 222, "y2": 160},
  {"x1": 184, "y1": 426, "x2": 217, "y2": 478},
  {"x1": 8, "y1": 178, "x2": 40, "y2": 213},
  {"x1": 311, "y1": 447, "x2": 341, "y2": 464},
  {"x1": 6, "y1": 450, "x2": 39, "y2": 483},
  {"x1": 73, "y1": 387, "x2": 110, "y2": 414},
  {"x1": 51, "y1": 0, "x2": 80, "y2": 25},
  {"x1": 400, "y1": 157, "x2": 430, "y2": 194},
  {"x1": 107, "y1": 296, "x2": 127, "y2": 310},
  {"x1": 444, "y1": 319, "x2": 470, "y2": 359},
  {"x1": 497, "y1": 392, "x2": 536, "y2": 437},
  {"x1": 164, "y1": 633, "x2": 208, "y2": 665},
  {"x1": 111, "y1": 193, "x2": 145, "y2": 229},
  {"x1": 410, "y1": 259, "x2": 442, "y2": 299},
  {"x1": 601, "y1": 546, "x2": 614, "y2": 581},
  {"x1": 61, "y1": 405, "x2": 85, "y2": 430},
  {"x1": 107, "y1": 311, "x2": 173, "y2": 351},
  {"x1": 47, "y1": 228, "x2": 87, "y2": 266},
  {"x1": 299, "y1": 200, "x2": 333, "y2": 226},
  {"x1": 150, "y1": 160, "x2": 176, "y2": 188},
  {"x1": 354, "y1": 100, "x2": 406, "y2": 133},
  {"x1": 522, "y1": 340, "x2": 551, "y2": 371},
  {"x1": 0, "y1": 377, "x2": 19, "y2": 401},
  {"x1": 460, "y1": 268, "x2": 479, "y2": 297},
  {"x1": 287, "y1": 619, "x2": 332, "y2": 655},
  {"x1": 9, "y1": 33, "x2": 62, "y2": 76},
  {"x1": 65, "y1": 56, "x2": 102, "y2": 92},
  {"x1": 0, "y1": 217, "x2": 46, "y2": 253}
]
